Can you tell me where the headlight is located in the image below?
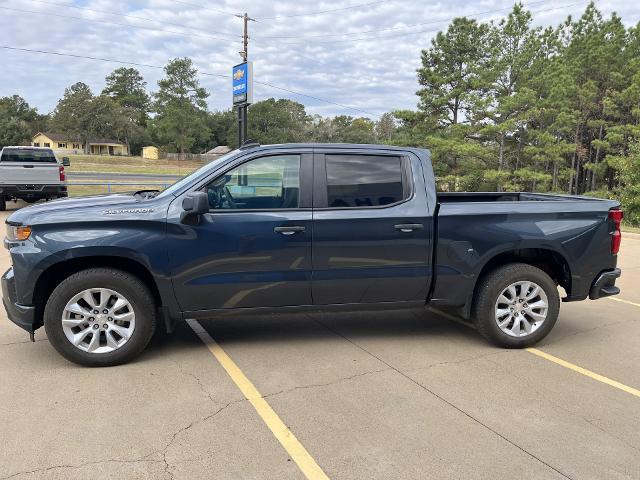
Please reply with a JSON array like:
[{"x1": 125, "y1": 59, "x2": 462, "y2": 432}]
[{"x1": 6, "y1": 224, "x2": 32, "y2": 241}]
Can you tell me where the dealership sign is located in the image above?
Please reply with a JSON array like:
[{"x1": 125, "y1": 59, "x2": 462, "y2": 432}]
[{"x1": 232, "y1": 62, "x2": 253, "y2": 105}]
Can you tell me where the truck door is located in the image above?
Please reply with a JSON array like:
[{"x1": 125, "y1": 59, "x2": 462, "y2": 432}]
[
  {"x1": 311, "y1": 150, "x2": 433, "y2": 305},
  {"x1": 167, "y1": 151, "x2": 313, "y2": 312}
]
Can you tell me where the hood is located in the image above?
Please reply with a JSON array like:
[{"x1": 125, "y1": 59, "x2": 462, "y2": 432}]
[{"x1": 7, "y1": 193, "x2": 151, "y2": 225}]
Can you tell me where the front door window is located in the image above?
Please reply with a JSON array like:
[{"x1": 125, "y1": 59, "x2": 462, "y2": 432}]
[{"x1": 205, "y1": 155, "x2": 301, "y2": 210}]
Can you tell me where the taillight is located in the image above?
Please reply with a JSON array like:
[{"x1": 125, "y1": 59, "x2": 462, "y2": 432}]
[
  {"x1": 608, "y1": 208, "x2": 623, "y2": 254},
  {"x1": 59, "y1": 166, "x2": 66, "y2": 182}
]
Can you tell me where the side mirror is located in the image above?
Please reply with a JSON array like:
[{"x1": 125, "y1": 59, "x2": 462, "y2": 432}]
[
  {"x1": 62, "y1": 157, "x2": 70, "y2": 167},
  {"x1": 180, "y1": 191, "x2": 209, "y2": 225}
]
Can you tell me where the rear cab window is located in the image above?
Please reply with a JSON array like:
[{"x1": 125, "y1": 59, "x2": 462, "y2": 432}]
[
  {"x1": 324, "y1": 154, "x2": 407, "y2": 208},
  {"x1": 0, "y1": 148, "x2": 58, "y2": 163}
]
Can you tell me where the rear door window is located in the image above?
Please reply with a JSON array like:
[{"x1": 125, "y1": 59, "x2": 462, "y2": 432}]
[
  {"x1": 325, "y1": 154, "x2": 406, "y2": 208},
  {"x1": 0, "y1": 149, "x2": 58, "y2": 163}
]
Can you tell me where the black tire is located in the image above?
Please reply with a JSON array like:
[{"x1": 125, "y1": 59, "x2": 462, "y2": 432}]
[
  {"x1": 44, "y1": 268, "x2": 156, "y2": 367},
  {"x1": 472, "y1": 263, "x2": 560, "y2": 348},
  {"x1": 0, "y1": 196, "x2": 6, "y2": 211}
]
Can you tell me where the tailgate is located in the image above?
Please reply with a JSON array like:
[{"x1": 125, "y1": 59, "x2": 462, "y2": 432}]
[{"x1": 0, "y1": 162, "x2": 61, "y2": 185}]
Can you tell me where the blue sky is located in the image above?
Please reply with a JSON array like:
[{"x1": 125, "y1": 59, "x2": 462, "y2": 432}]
[{"x1": 0, "y1": 0, "x2": 638, "y2": 119}]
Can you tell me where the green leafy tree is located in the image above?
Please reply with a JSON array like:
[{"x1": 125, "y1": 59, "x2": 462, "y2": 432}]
[
  {"x1": 375, "y1": 112, "x2": 397, "y2": 143},
  {"x1": 206, "y1": 110, "x2": 236, "y2": 150},
  {"x1": 0, "y1": 95, "x2": 39, "y2": 147},
  {"x1": 152, "y1": 58, "x2": 210, "y2": 154},
  {"x1": 102, "y1": 67, "x2": 151, "y2": 154},
  {"x1": 102, "y1": 68, "x2": 150, "y2": 121},
  {"x1": 417, "y1": 17, "x2": 490, "y2": 127},
  {"x1": 52, "y1": 82, "x2": 95, "y2": 153},
  {"x1": 240, "y1": 98, "x2": 309, "y2": 147}
]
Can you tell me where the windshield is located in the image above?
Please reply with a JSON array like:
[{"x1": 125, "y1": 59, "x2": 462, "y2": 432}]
[{"x1": 155, "y1": 150, "x2": 239, "y2": 199}]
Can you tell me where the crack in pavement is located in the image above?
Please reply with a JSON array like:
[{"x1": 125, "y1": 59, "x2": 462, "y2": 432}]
[
  {"x1": 404, "y1": 350, "x2": 510, "y2": 373},
  {"x1": 262, "y1": 367, "x2": 393, "y2": 399},
  {"x1": 138, "y1": 398, "x2": 247, "y2": 480},
  {"x1": 309, "y1": 315, "x2": 575, "y2": 480},
  {"x1": 0, "y1": 458, "x2": 165, "y2": 480},
  {"x1": 484, "y1": 356, "x2": 640, "y2": 456},
  {"x1": 0, "y1": 338, "x2": 48, "y2": 347},
  {"x1": 1, "y1": 399, "x2": 247, "y2": 480},
  {"x1": 174, "y1": 360, "x2": 225, "y2": 406}
]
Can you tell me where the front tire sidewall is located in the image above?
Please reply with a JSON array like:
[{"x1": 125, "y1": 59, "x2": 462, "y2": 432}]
[
  {"x1": 44, "y1": 269, "x2": 155, "y2": 367},
  {"x1": 474, "y1": 264, "x2": 560, "y2": 348}
]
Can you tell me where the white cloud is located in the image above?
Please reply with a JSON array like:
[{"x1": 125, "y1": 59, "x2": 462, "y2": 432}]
[{"x1": 0, "y1": 0, "x2": 638, "y2": 118}]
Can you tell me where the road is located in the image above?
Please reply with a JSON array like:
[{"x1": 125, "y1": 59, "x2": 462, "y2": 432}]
[{"x1": 0, "y1": 202, "x2": 639, "y2": 480}]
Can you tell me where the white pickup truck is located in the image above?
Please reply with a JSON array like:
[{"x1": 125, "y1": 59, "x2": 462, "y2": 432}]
[{"x1": 0, "y1": 146, "x2": 69, "y2": 210}]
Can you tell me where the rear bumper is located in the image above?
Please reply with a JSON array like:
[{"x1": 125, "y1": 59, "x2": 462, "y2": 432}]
[
  {"x1": 1, "y1": 267, "x2": 36, "y2": 333},
  {"x1": 589, "y1": 268, "x2": 621, "y2": 300},
  {"x1": 0, "y1": 184, "x2": 67, "y2": 200}
]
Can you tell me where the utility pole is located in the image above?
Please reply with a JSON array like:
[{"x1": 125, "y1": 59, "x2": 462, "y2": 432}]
[{"x1": 235, "y1": 12, "x2": 255, "y2": 146}]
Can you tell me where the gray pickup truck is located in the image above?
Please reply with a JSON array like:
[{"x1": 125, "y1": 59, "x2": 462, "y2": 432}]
[
  {"x1": 2, "y1": 143, "x2": 623, "y2": 366},
  {"x1": 0, "y1": 146, "x2": 69, "y2": 210}
]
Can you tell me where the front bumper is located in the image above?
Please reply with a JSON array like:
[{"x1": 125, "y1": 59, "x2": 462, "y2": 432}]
[
  {"x1": 1, "y1": 267, "x2": 36, "y2": 333},
  {"x1": 589, "y1": 268, "x2": 621, "y2": 300}
]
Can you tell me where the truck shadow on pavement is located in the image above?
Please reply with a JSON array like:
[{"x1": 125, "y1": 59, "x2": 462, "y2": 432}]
[{"x1": 140, "y1": 308, "x2": 486, "y2": 363}]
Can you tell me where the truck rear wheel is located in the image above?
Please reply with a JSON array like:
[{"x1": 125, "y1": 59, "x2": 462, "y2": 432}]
[
  {"x1": 472, "y1": 263, "x2": 560, "y2": 348},
  {"x1": 44, "y1": 268, "x2": 156, "y2": 367},
  {"x1": 0, "y1": 196, "x2": 6, "y2": 211}
]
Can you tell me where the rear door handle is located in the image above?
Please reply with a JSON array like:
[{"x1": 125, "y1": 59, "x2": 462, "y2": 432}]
[
  {"x1": 23, "y1": 165, "x2": 34, "y2": 168},
  {"x1": 274, "y1": 225, "x2": 305, "y2": 235},
  {"x1": 394, "y1": 223, "x2": 424, "y2": 233}
]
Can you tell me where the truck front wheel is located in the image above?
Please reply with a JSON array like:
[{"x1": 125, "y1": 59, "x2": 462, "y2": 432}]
[
  {"x1": 44, "y1": 268, "x2": 156, "y2": 367},
  {"x1": 472, "y1": 263, "x2": 560, "y2": 348}
]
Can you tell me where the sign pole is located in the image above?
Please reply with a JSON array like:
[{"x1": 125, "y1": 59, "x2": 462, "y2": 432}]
[{"x1": 234, "y1": 12, "x2": 255, "y2": 146}]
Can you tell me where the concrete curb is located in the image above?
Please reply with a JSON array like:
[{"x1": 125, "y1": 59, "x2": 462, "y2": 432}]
[{"x1": 623, "y1": 231, "x2": 640, "y2": 240}]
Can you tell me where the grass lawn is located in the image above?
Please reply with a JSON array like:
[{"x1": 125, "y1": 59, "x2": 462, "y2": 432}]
[{"x1": 66, "y1": 154, "x2": 204, "y2": 176}]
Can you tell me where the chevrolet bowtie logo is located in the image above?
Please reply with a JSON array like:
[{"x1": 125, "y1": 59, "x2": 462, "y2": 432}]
[{"x1": 234, "y1": 69, "x2": 245, "y2": 81}]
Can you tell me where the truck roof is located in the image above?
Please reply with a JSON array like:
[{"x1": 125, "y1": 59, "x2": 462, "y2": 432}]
[
  {"x1": 242, "y1": 143, "x2": 429, "y2": 155},
  {"x1": 1, "y1": 146, "x2": 53, "y2": 150}
]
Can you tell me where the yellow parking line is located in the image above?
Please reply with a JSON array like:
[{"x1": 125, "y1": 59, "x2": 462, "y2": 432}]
[
  {"x1": 429, "y1": 308, "x2": 640, "y2": 398},
  {"x1": 526, "y1": 348, "x2": 640, "y2": 398},
  {"x1": 607, "y1": 296, "x2": 640, "y2": 308},
  {"x1": 186, "y1": 319, "x2": 330, "y2": 480}
]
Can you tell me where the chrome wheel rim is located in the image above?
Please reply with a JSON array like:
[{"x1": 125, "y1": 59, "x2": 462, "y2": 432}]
[
  {"x1": 494, "y1": 281, "x2": 548, "y2": 338},
  {"x1": 62, "y1": 288, "x2": 136, "y2": 353}
]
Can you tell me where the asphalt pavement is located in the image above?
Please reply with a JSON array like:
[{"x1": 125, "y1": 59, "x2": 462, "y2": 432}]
[{"x1": 1, "y1": 202, "x2": 639, "y2": 480}]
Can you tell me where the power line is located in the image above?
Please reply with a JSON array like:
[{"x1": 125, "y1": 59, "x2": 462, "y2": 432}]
[
  {"x1": 0, "y1": 45, "x2": 381, "y2": 118},
  {"x1": 257, "y1": 0, "x2": 389, "y2": 20},
  {"x1": 0, "y1": 45, "x2": 227, "y2": 77},
  {"x1": 253, "y1": 80, "x2": 380, "y2": 118},
  {"x1": 255, "y1": 0, "x2": 551, "y2": 39},
  {"x1": 270, "y1": 1, "x2": 590, "y2": 45},
  {"x1": 28, "y1": 0, "x2": 240, "y2": 39},
  {"x1": 169, "y1": 0, "x2": 239, "y2": 17},
  {"x1": 0, "y1": 6, "x2": 236, "y2": 43}
]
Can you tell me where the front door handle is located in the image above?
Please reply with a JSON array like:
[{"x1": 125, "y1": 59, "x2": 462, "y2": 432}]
[
  {"x1": 274, "y1": 225, "x2": 305, "y2": 235},
  {"x1": 394, "y1": 223, "x2": 424, "y2": 233},
  {"x1": 22, "y1": 165, "x2": 34, "y2": 168}
]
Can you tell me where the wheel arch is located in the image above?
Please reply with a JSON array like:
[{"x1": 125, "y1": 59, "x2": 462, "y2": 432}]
[
  {"x1": 33, "y1": 255, "x2": 163, "y2": 330},
  {"x1": 462, "y1": 247, "x2": 571, "y2": 319}
]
